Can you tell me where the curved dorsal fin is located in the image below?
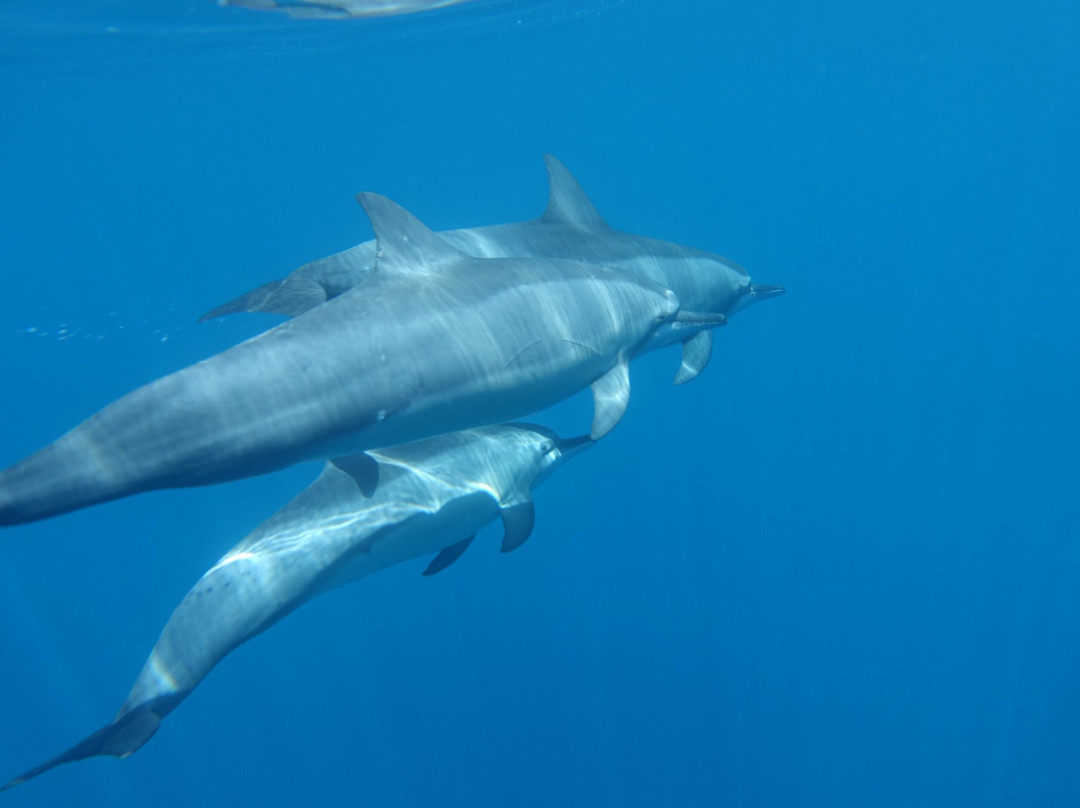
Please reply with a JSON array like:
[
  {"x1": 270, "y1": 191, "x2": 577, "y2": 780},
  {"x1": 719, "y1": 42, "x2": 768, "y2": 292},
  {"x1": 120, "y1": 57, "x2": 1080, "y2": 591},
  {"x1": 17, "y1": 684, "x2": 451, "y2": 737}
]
[
  {"x1": 540, "y1": 154, "x2": 608, "y2": 228},
  {"x1": 355, "y1": 192, "x2": 467, "y2": 275}
]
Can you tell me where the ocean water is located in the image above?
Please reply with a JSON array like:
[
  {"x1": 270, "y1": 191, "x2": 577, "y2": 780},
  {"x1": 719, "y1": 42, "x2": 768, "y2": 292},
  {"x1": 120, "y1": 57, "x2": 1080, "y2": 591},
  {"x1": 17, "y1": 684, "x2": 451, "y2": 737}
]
[{"x1": 1, "y1": 1, "x2": 1078, "y2": 805}]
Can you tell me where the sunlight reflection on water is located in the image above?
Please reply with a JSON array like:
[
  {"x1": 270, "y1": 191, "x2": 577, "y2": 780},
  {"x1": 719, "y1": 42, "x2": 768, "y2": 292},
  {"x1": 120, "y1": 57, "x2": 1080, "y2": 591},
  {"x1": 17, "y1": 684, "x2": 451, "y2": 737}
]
[{"x1": 0, "y1": 0, "x2": 619, "y2": 71}]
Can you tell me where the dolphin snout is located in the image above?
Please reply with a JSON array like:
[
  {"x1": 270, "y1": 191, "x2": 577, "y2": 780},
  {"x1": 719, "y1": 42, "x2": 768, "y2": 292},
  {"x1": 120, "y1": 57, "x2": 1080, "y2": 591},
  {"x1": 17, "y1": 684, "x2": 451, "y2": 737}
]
[
  {"x1": 555, "y1": 434, "x2": 594, "y2": 454},
  {"x1": 727, "y1": 282, "x2": 785, "y2": 317},
  {"x1": 750, "y1": 284, "x2": 785, "y2": 299}
]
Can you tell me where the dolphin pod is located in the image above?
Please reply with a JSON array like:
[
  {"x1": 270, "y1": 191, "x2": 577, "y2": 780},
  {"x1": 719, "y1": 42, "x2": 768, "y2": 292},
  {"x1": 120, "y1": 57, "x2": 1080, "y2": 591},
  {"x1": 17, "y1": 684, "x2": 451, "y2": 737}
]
[
  {"x1": 201, "y1": 155, "x2": 785, "y2": 384},
  {"x1": 1, "y1": 156, "x2": 782, "y2": 790},
  {"x1": 1, "y1": 424, "x2": 592, "y2": 791},
  {"x1": 0, "y1": 191, "x2": 733, "y2": 528}
]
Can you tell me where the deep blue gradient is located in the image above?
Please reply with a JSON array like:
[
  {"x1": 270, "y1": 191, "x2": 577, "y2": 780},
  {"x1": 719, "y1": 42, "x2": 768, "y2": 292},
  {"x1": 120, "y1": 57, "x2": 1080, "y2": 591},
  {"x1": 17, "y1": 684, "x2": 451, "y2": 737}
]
[{"x1": 1, "y1": 1, "x2": 1078, "y2": 805}]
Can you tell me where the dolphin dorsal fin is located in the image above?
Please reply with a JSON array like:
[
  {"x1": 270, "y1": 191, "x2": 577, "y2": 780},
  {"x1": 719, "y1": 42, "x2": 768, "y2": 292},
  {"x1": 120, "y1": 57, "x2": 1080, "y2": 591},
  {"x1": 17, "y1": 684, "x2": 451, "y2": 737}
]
[
  {"x1": 541, "y1": 154, "x2": 608, "y2": 228},
  {"x1": 355, "y1": 192, "x2": 467, "y2": 275},
  {"x1": 330, "y1": 452, "x2": 380, "y2": 498}
]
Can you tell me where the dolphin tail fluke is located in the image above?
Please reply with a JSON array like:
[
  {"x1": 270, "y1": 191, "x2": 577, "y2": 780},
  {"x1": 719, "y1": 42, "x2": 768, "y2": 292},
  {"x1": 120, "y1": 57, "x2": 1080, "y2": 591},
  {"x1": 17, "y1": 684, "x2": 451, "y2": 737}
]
[
  {"x1": 1, "y1": 703, "x2": 163, "y2": 792},
  {"x1": 199, "y1": 274, "x2": 335, "y2": 322}
]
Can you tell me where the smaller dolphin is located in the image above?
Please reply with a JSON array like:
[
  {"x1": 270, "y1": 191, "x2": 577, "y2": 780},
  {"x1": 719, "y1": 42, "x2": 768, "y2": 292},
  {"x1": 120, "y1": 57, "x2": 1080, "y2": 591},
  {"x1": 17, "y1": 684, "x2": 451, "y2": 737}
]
[
  {"x1": 201, "y1": 155, "x2": 785, "y2": 383},
  {"x1": 0, "y1": 423, "x2": 591, "y2": 791}
]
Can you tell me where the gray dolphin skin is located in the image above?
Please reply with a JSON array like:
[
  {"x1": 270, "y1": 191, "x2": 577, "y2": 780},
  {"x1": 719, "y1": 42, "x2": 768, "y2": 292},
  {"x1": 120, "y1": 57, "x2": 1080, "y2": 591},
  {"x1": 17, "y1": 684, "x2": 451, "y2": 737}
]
[
  {"x1": 200, "y1": 155, "x2": 785, "y2": 384},
  {"x1": 0, "y1": 423, "x2": 593, "y2": 791},
  {"x1": 0, "y1": 193, "x2": 709, "y2": 527}
]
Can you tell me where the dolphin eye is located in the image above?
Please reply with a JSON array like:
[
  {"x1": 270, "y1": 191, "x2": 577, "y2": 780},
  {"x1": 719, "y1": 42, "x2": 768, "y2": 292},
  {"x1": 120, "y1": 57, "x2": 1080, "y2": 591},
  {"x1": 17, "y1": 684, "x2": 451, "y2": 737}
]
[{"x1": 540, "y1": 439, "x2": 555, "y2": 454}]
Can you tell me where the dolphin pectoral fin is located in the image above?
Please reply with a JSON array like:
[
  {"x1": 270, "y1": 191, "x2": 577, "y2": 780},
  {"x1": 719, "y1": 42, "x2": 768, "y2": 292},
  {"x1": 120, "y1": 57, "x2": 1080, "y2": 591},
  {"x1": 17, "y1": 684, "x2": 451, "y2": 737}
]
[
  {"x1": 499, "y1": 501, "x2": 536, "y2": 553},
  {"x1": 674, "y1": 331, "x2": 713, "y2": 385},
  {"x1": 422, "y1": 535, "x2": 476, "y2": 576},
  {"x1": 540, "y1": 154, "x2": 608, "y2": 228},
  {"x1": 590, "y1": 359, "x2": 631, "y2": 439},
  {"x1": 1, "y1": 703, "x2": 163, "y2": 792},
  {"x1": 330, "y1": 453, "x2": 380, "y2": 498}
]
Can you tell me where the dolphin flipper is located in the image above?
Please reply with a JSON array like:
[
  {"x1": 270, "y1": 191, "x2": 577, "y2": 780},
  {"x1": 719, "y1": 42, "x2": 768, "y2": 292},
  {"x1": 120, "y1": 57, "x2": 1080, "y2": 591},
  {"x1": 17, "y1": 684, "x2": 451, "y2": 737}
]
[
  {"x1": 499, "y1": 501, "x2": 536, "y2": 553},
  {"x1": 674, "y1": 330, "x2": 713, "y2": 385},
  {"x1": 422, "y1": 535, "x2": 476, "y2": 576},
  {"x1": 330, "y1": 453, "x2": 380, "y2": 498},
  {"x1": 1, "y1": 701, "x2": 165, "y2": 792},
  {"x1": 590, "y1": 358, "x2": 631, "y2": 439}
]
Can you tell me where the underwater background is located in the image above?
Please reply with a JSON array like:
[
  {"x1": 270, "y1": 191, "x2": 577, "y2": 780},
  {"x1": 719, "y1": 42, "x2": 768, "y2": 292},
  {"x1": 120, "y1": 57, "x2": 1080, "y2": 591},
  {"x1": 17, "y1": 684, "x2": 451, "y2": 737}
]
[{"x1": 1, "y1": 0, "x2": 1078, "y2": 805}]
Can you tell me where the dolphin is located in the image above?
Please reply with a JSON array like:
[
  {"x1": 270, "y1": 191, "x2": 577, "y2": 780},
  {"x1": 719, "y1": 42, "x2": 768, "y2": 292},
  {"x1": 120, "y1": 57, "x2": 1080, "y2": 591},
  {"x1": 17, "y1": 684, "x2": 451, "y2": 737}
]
[
  {"x1": 0, "y1": 423, "x2": 593, "y2": 791},
  {"x1": 0, "y1": 192, "x2": 718, "y2": 528},
  {"x1": 222, "y1": 0, "x2": 473, "y2": 20},
  {"x1": 200, "y1": 155, "x2": 785, "y2": 384}
]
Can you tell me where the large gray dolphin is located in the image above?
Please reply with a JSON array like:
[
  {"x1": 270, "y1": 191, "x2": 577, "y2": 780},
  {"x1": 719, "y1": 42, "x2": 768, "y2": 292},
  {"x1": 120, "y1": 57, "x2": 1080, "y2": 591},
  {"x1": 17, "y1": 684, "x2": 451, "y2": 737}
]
[
  {"x1": 0, "y1": 423, "x2": 593, "y2": 791},
  {"x1": 0, "y1": 193, "x2": 714, "y2": 527},
  {"x1": 201, "y1": 155, "x2": 785, "y2": 384}
]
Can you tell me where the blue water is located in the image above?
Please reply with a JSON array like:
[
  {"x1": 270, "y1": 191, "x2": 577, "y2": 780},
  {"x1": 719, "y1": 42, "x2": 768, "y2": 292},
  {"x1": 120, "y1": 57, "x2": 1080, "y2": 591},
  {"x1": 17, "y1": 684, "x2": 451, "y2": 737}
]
[{"x1": 2, "y1": 1, "x2": 1078, "y2": 805}]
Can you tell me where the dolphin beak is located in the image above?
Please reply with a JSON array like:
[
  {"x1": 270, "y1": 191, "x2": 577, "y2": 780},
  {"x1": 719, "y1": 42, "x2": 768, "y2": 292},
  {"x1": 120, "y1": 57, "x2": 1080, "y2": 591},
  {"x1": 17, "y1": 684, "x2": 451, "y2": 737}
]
[
  {"x1": 673, "y1": 311, "x2": 727, "y2": 328},
  {"x1": 535, "y1": 433, "x2": 594, "y2": 487},
  {"x1": 555, "y1": 434, "x2": 594, "y2": 459},
  {"x1": 750, "y1": 284, "x2": 785, "y2": 299}
]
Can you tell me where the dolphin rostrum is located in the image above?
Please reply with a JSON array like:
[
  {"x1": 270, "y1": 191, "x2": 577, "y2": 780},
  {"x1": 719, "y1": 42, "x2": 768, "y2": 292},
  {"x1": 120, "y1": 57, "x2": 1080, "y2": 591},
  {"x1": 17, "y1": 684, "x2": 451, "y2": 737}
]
[
  {"x1": 0, "y1": 193, "x2": 722, "y2": 528},
  {"x1": 200, "y1": 155, "x2": 785, "y2": 384},
  {"x1": 0, "y1": 423, "x2": 593, "y2": 791}
]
